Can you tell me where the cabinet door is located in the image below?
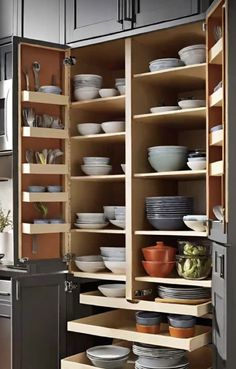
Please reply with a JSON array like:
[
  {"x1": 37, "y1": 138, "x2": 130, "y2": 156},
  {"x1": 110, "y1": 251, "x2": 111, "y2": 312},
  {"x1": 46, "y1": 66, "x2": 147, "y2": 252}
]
[
  {"x1": 12, "y1": 273, "x2": 67, "y2": 369},
  {"x1": 133, "y1": 0, "x2": 199, "y2": 28},
  {"x1": 0, "y1": 0, "x2": 13, "y2": 40},
  {"x1": 212, "y1": 242, "x2": 227, "y2": 361},
  {"x1": 66, "y1": 0, "x2": 124, "y2": 43},
  {"x1": 0, "y1": 43, "x2": 12, "y2": 81},
  {"x1": 23, "y1": 0, "x2": 65, "y2": 44}
]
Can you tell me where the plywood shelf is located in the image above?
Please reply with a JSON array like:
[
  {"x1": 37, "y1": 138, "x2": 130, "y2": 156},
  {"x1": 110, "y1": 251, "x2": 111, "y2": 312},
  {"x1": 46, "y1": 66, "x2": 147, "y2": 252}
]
[
  {"x1": 71, "y1": 175, "x2": 125, "y2": 182},
  {"x1": 21, "y1": 90, "x2": 69, "y2": 105},
  {"x1": 209, "y1": 129, "x2": 223, "y2": 146},
  {"x1": 71, "y1": 95, "x2": 125, "y2": 113},
  {"x1": 68, "y1": 310, "x2": 211, "y2": 351},
  {"x1": 22, "y1": 164, "x2": 68, "y2": 175},
  {"x1": 22, "y1": 191, "x2": 68, "y2": 202},
  {"x1": 135, "y1": 276, "x2": 212, "y2": 288},
  {"x1": 22, "y1": 127, "x2": 68, "y2": 139},
  {"x1": 71, "y1": 228, "x2": 125, "y2": 234},
  {"x1": 133, "y1": 107, "x2": 206, "y2": 129},
  {"x1": 134, "y1": 170, "x2": 206, "y2": 180},
  {"x1": 72, "y1": 271, "x2": 126, "y2": 281},
  {"x1": 209, "y1": 38, "x2": 223, "y2": 65},
  {"x1": 133, "y1": 63, "x2": 206, "y2": 90},
  {"x1": 61, "y1": 352, "x2": 133, "y2": 369},
  {"x1": 209, "y1": 160, "x2": 223, "y2": 176},
  {"x1": 135, "y1": 230, "x2": 207, "y2": 237},
  {"x1": 22, "y1": 223, "x2": 70, "y2": 234},
  {"x1": 80, "y1": 291, "x2": 211, "y2": 317},
  {"x1": 71, "y1": 132, "x2": 125, "y2": 142},
  {"x1": 209, "y1": 87, "x2": 223, "y2": 107}
]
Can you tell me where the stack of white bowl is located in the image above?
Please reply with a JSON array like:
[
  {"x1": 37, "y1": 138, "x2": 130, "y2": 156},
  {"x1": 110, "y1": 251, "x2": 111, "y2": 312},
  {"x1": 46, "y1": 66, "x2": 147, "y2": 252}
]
[
  {"x1": 87, "y1": 345, "x2": 130, "y2": 368},
  {"x1": 115, "y1": 78, "x2": 125, "y2": 95},
  {"x1": 74, "y1": 213, "x2": 108, "y2": 229},
  {"x1": 178, "y1": 44, "x2": 206, "y2": 65},
  {"x1": 109, "y1": 206, "x2": 126, "y2": 229},
  {"x1": 148, "y1": 146, "x2": 188, "y2": 172},
  {"x1": 75, "y1": 255, "x2": 105, "y2": 273},
  {"x1": 81, "y1": 157, "x2": 112, "y2": 176},
  {"x1": 100, "y1": 247, "x2": 126, "y2": 274},
  {"x1": 73, "y1": 74, "x2": 102, "y2": 101}
]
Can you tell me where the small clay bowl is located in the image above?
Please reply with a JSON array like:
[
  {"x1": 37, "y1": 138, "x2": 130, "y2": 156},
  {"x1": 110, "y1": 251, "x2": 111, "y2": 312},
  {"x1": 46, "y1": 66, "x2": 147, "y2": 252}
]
[
  {"x1": 136, "y1": 323, "x2": 160, "y2": 334},
  {"x1": 169, "y1": 326, "x2": 195, "y2": 338}
]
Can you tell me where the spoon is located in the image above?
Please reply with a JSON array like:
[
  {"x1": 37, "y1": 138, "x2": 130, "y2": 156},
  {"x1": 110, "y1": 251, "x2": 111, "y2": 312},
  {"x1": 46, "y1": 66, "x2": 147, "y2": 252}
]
[
  {"x1": 23, "y1": 67, "x2": 30, "y2": 91},
  {"x1": 32, "y1": 61, "x2": 41, "y2": 91}
]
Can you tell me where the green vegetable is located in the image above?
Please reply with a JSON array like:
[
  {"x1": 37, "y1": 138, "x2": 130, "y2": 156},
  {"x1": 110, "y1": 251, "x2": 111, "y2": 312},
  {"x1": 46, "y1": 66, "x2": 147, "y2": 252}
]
[{"x1": 177, "y1": 255, "x2": 212, "y2": 279}]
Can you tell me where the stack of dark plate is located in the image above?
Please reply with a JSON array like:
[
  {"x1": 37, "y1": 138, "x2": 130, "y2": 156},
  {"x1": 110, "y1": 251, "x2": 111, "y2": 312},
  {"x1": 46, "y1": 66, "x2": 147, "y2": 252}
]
[
  {"x1": 133, "y1": 343, "x2": 188, "y2": 369},
  {"x1": 145, "y1": 196, "x2": 193, "y2": 230},
  {"x1": 157, "y1": 285, "x2": 211, "y2": 302}
]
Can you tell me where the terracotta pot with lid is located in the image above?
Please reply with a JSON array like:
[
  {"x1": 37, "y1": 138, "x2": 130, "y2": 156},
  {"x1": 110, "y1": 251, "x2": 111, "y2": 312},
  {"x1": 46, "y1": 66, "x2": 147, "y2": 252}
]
[{"x1": 142, "y1": 241, "x2": 176, "y2": 262}]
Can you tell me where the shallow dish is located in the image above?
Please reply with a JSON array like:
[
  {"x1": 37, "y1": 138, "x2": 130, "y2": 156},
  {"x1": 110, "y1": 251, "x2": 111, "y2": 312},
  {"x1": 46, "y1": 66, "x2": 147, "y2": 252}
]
[
  {"x1": 28, "y1": 186, "x2": 46, "y2": 192},
  {"x1": 187, "y1": 160, "x2": 206, "y2": 170},
  {"x1": 150, "y1": 106, "x2": 181, "y2": 113},
  {"x1": 183, "y1": 216, "x2": 207, "y2": 232},
  {"x1": 77, "y1": 123, "x2": 102, "y2": 136},
  {"x1": 47, "y1": 185, "x2": 62, "y2": 192},
  {"x1": 98, "y1": 284, "x2": 126, "y2": 297},
  {"x1": 75, "y1": 260, "x2": 105, "y2": 273},
  {"x1": 81, "y1": 164, "x2": 112, "y2": 176},
  {"x1": 109, "y1": 219, "x2": 125, "y2": 229},
  {"x1": 178, "y1": 99, "x2": 206, "y2": 109},
  {"x1": 101, "y1": 121, "x2": 125, "y2": 133},
  {"x1": 99, "y1": 88, "x2": 118, "y2": 98},
  {"x1": 74, "y1": 222, "x2": 108, "y2": 229},
  {"x1": 87, "y1": 355, "x2": 129, "y2": 369},
  {"x1": 87, "y1": 345, "x2": 130, "y2": 360},
  {"x1": 104, "y1": 260, "x2": 126, "y2": 274},
  {"x1": 76, "y1": 213, "x2": 105, "y2": 222}
]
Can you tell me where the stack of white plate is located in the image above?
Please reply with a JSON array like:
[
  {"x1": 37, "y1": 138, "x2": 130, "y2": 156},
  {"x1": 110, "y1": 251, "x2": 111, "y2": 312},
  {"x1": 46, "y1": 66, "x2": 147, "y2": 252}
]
[
  {"x1": 81, "y1": 157, "x2": 112, "y2": 176},
  {"x1": 73, "y1": 74, "x2": 102, "y2": 101},
  {"x1": 74, "y1": 213, "x2": 108, "y2": 229},
  {"x1": 87, "y1": 345, "x2": 130, "y2": 369},
  {"x1": 149, "y1": 58, "x2": 184, "y2": 72},
  {"x1": 100, "y1": 247, "x2": 126, "y2": 274},
  {"x1": 109, "y1": 206, "x2": 126, "y2": 229}
]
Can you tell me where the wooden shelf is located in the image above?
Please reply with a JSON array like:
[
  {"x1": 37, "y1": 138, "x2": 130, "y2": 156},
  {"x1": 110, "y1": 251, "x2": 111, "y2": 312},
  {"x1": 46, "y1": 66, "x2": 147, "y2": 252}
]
[
  {"x1": 71, "y1": 132, "x2": 125, "y2": 143},
  {"x1": 68, "y1": 310, "x2": 211, "y2": 351},
  {"x1": 134, "y1": 170, "x2": 206, "y2": 180},
  {"x1": 61, "y1": 352, "x2": 133, "y2": 369},
  {"x1": 22, "y1": 191, "x2": 68, "y2": 202},
  {"x1": 80, "y1": 291, "x2": 211, "y2": 317},
  {"x1": 133, "y1": 63, "x2": 206, "y2": 90},
  {"x1": 21, "y1": 90, "x2": 69, "y2": 105},
  {"x1": 72, "y1": 272, "x2": 126, "y2": 281},
  {"x1": 209, "y1": 38, "x2": 223, "y2": 65},
  {"x1": 22, "y1": 164, "x2": 68, "y2": 175},
  {"x1": 135, "y1": 276, "x2": 212, "y2": 288},
  {"x1": 71, "y1": 175, "x2": 125, "y2": 182},
  {"x1": 209, "y1": 129, "x2": 223, "y2": 146},
  {"x1": 71, "y1": 228, "x2": 125, "y2": 234},
  {"x1": 209, "y1": 87, "x2": 223, "y2": 107},
  {"x1": 209, "y1": 160, "x2": 223, "y2": 176},
  {"x1": 135, "y1": 230, "x2": 207, "y2": 237},
  {"x1": 22, "y1": 223, "x2": 70, "y2": 234},
  {"x1": 22, "y1": 127, "x2": 68, "y2": 139},
  {"x1": 133, "y1": 107, "x2": 206, "y2": 129},
  {"x1": 71, "y1": 96, "x2": 125, "y2": 113}
]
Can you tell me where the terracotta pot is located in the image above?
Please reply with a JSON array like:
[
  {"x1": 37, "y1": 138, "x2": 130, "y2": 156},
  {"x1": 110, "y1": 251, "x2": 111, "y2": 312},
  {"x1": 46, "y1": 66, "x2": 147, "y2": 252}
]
[
  {"x1": 142, "y1": 260, "x2": 175, "y2": 277},
  {"x1": 169, "y1": 325, "x2": 195, "y2": 338},
  {"x1": 136, "y1": 323, "x2": 161, "y2": 334},
  {"x1": 142, "y1": 242, "x2": 176, "y2": 262}
]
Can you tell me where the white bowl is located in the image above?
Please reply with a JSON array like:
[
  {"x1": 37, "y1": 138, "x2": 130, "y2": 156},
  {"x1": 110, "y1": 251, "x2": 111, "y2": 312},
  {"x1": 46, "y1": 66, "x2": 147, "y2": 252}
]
[
  {"x1": 213, "y1": 205, "x2": 223, "y2": 221},
  {"x1": 102, "y1": 256, "x2": 126, "y2": 261},
  {"x1": 100, "y1": 247, "x2": 125, "y2": 257},
  {"x1": 87, "y1": 345, "x2": 130, "y2": 360},
  {"x1": 73, "y1": 74, "x2": 103, "y2": 88},
  {"x1": 81, "y1": 165, "x2": 112, "y2": 176},
  {"x1": 178, "y1": 99, "x2": 206, "y2": 109},
  {"x1": 109, "y1": 219, "x2": 125, "y2": 229},
  {"x1": 76, "y1": 255, "x2": 103, "y2": 262},
  {"x1": 101, "y1": 121, "x2": 125, "y2": 133},
  {"x1": 115, "y1": 78, "x2": 125, "y2": 85},
  {"x1": 76, "y1": 213, "x2": 105, "y2": 222},
  {"x1": 121, "y1": 164, "x2": 126, "y2": 173},
  {"x1": 150, "y1": 106, "x2": 181, "y2": 113},
  {"x1": 77, "y1": 123, "x2": 101, "y2": 136},
  {"x1": 74, "y1": 87, "x2": 99, "y2": 101},
  {"x1": 104, "y1": 261, "x2": 126, "y2": 274},
  {"x1": 83, "y1": 157, "x2": 110, "y2": 165},
  {"x1": 75, "y1": 260, "x2": 105, "y2": 272},
  {"x1": 183, "y1": 218, "x2": 207, "y2": 232},
  {"x1": 187, "y1": 160, "x2": 206, "y2": 170},
  {"x1": 98, "y1": 284, "x2": 126, "y2": 297},
  {"x1": 178, "y1": 44, "x2": 206, "y2": 65},
  {"x1": 74, "y1": 222, "x2": 108, "y2": 229},
  {"x1": 117, "y1": 85, "x2": 125, "y2": 95},
  {"x1": 99, "y1": 88, "x2": 118, "y2": 98},
  {"x1": 103, "y1": 206, "x2": 116, "y2": 220},
  {"x1": 39, "y1": 85, "x2": 62, "y2": 94}
]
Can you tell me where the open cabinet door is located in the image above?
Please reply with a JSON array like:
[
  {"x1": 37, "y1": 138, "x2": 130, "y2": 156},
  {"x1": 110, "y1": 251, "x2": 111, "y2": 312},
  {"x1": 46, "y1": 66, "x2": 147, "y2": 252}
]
[{"x1": 12, "y1": 37, "x2": 71, "y2": 272}]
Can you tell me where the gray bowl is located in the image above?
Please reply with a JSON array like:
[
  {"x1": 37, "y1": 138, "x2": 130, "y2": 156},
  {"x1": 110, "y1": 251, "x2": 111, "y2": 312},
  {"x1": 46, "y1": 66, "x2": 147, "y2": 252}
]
[
  {"x1": 137, "y1": 355, "x2": 186, "y2": 368},
  {"x1": 28, "y1": 186, "x2": 46, "y2": 192},
  {"x1": 33, "y1": 219, "x2": 49, "y2": 224},
  {"x1": 87, "y1": 355, "x2": 129, "y2": 369},
  {"x1": 168, "y1": 314, "x2": 196, "y2": 328},
  {"x1": 148, "y1": 153, "x2": 187, "y2": 172},
  {"x1": 136, "y1": 311, "x2": 162, "y2": 326},
  {"x1": 47, "y1": 185, "x2": 62, "y2": 192},
  {"x1": 148, "y1": 217, "x2": 186, "y2": 230}
]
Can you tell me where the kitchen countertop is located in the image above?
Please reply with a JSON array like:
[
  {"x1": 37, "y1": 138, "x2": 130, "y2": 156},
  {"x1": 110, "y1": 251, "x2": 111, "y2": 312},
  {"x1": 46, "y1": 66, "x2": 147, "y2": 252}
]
[{"x1": 0, "y1": 264, "x2": 28, "y2": 277}]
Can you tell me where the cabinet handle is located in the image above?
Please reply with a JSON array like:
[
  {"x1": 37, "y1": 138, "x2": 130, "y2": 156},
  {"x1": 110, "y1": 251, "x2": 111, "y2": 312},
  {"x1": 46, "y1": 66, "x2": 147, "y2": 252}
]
[
  {"x1": 16, "y1": 281, "x2": 20, "y2": 301},
  {"x1": 135, "y1": 0, "x2": 140, "y2": 14},
  {"x1": 124, "y1": 0, "x2": 133, "y2": 21},
  {"x1": 117, "y1": 0, "x2": 124, "y2": 23},
  {"x1": 219, "y1": 254, "x2": 225, "y2": 278}
]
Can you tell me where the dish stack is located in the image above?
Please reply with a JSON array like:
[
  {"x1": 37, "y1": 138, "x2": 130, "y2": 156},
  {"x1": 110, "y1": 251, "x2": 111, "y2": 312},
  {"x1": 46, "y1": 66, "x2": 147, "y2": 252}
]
[
  {"x1": 145, "y1": 196, "x2": 193, "y2": 230},
  {"x1": 148, "y1": 146, "x2": 188, "y2": 172},
  {"x1": 109, "y1": 206, "x2": 126, "y2": 229},
  {"x1": 149, "y1": 58, "x2": 184, "y2": 72},
  {"x1": 157, "y1": 285, "x2": 211, "y2": 302},
  {"x1": 74, "y1": 212, "x2": 108, "y2": 229},
  {"x1": 87, "y1": 345, "x2": 130, "y2": 369},
  {"x1": 100, "y1": 246, "x2": 126, "y2": 274},
  {"x1": 81, "y1": 157, "x2": 112, "y2": 176},
  {"x1": 133, "y1": 343, "x2": 188, "y2": 369},
  {"x1": 187, "y1": 150, "x2": 206, "y2": 171},
  {"x1": 115, "y1": 78, "x2": 125, "y2": 95},
  {"x1": 142, "y1": 241, "x2": 176, "y2": 277},
  {"x1": 73, "y1": 74, "x2": 102, "y2": 101}
]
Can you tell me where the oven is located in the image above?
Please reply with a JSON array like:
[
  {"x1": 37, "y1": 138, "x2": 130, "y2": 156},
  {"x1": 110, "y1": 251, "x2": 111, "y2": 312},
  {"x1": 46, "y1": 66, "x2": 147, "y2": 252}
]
[
  {"x1": 0, "y1": 279, "x2": 11, "y2": 369},
  {"x1": 0, "y1": 79, "x2": 12, "y2": 153}
]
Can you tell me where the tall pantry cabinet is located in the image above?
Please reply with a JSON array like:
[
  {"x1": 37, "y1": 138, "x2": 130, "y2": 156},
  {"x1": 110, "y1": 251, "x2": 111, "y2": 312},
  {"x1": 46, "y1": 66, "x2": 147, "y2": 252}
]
[{"x1": 11, "y1": 0, "x2": 236, "y2": 368}]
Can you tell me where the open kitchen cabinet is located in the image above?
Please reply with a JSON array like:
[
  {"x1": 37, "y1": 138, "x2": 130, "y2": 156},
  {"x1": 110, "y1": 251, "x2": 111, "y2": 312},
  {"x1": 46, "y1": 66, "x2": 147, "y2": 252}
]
[{"x1": 12, "y1": 0, "x2": 229, "y2": 368}]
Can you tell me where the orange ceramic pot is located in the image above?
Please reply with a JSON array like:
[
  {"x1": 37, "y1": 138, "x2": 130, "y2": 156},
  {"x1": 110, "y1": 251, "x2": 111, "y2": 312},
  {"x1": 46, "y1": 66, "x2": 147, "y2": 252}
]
[
  {"x1": 142, "y1": 260, "x2": 175, "y2": 277},
  {"x1": 169, "y1": 325, "x2": 195, "y2": 338},
  {"x1": 136, "y1": 323, "x2": 161, "y2": 334},
  {"x1": 142, "y1": 242, "x2": 176, "y2": 262}
]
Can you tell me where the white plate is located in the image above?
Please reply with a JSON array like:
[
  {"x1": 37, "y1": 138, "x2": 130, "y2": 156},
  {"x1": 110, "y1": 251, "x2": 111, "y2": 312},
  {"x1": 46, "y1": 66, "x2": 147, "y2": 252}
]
[
  {"x1": 87, "y1": 345, "x2": 130, "y2": 360},
  {"x1": 150, "y1": 106, "x2": 181, "y2": 113}
]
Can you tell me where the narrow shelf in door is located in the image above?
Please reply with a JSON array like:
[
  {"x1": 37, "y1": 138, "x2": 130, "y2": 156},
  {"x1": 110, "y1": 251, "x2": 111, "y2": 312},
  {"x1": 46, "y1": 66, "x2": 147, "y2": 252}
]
[
  {"x1": 71, "y1": 174, "x2": 125, "y2": 182},
  {"x1": 133, "y1": 107, "x2": 206, "y2": 129},
  {"x1": 209, "y1": 129, "x2": 223, "y2": 146},
  {"x1": 134, "y1": 170, "x2": 206, "y2": 180},
  {"x1": 135, "y1": 230, "x2": 207, "y2": 237},
  {"x1": 135, "y1": 276, "x2": 212, "y2": 288},
  {"x1": 22, "y1": 191, "x2": 68, "y2": 202},
  {"x1": 133, "y1": 63, "x2": 206, "y2": 90},
  {"x1": 210, "y1": 87, "x2": 223, "y2": 107},
  {"x1": 80, "y1": 291, "x2": 211, "y2": 317},
  {"x1": 71, "y1": 132, "x2": 125, "y2": 143},
  {"x1": 71, "y1": 228, "x2": 125, "y2": 234},
  {"x1": 67, "y1": 310, "x2": 212, "y2": 351},
  {"x1": 21, "y1": 90, "x2": 69, "y2": 105},
  {"x1": 22, "y1": 223, "x2": 70, "y2": 234},
  {"x1": 22, "y1": 127, "x2": 69, "y2": 139},
  {"x1": 72, "y1": 271, "x2": 126, "y2": 281},
  {"x1": 71, "y1": 95, "x2": 125, "y2": 113},
  {"x1": 209, "y1": 160, "x2": 223, "y2": 176},
  {"x1": 209, "y1": 38, "x2": 223, "y2": 65},
  {"x1": 22, "y1": 163, "x2": 68, "y2": 175}
]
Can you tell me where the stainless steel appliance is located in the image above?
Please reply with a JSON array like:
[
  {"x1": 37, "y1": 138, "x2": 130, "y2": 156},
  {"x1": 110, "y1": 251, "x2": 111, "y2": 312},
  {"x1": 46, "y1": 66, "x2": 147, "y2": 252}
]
[
  {"x1": 0, "y1": 79, "x2": 12, "y2": 180},
  {"x1": 0, "y1": 279, "x2": 11, "y2": 369}
]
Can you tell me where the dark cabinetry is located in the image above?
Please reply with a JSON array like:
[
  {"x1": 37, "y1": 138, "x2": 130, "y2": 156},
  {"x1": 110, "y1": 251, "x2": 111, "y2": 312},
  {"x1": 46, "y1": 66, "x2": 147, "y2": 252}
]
[{"x1": 0, "y1": 43, "x2": 12, "y2": 80}]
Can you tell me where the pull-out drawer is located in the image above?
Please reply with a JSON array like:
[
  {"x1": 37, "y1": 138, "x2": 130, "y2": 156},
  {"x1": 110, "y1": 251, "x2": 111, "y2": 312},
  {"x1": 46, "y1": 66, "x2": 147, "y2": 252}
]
[{"x1": 68, "y1": 309, "x2": 212, "y2": 351}]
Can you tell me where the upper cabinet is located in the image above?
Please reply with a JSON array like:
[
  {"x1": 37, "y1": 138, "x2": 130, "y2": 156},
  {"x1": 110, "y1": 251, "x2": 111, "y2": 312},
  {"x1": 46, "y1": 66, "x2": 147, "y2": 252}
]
[{"x1": 0, "y1": 0, "x2": 13, "y2": 40}]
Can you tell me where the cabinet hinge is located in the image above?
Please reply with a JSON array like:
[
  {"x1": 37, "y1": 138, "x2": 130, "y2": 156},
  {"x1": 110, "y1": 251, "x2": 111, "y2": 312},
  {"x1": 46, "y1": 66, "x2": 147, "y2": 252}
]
[
  {"x1": 202, "y1": 22, "x2": 207, "y2": 32},
  {"x1": 63, "y1": 56, "x2": 77, "y2": 66},
  {"x1": 63, "y1": 253, "x2": 75, "y2": 263},
  {"x1": 65, "y1": 280, "x2": 78, "y2": 293}
]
